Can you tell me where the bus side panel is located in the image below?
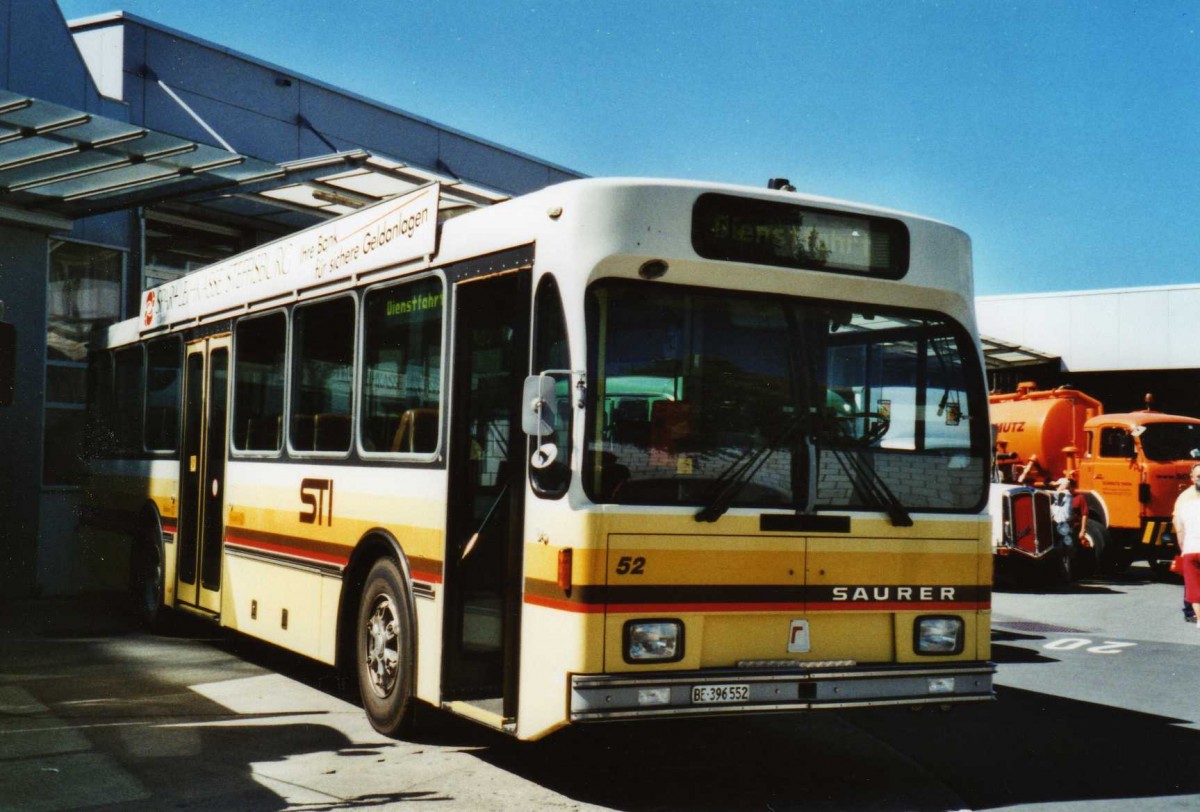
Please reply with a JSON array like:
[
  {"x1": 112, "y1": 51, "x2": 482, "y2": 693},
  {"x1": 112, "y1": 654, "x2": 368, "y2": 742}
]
[
  {"x1": 976, "y1": 517, "x2": 993, "y2": 661},
  {"x1": 517, "y1": 604, "x2": 603, "y2": 739},
  {"x1": 149, "y1": 460, "x2": 181, "y2": 607},
  {"x1": 79, "y1": 457, "x2": 180, "y2": 596},
  {"x1": 221, "y1": 554, "x2": 336, "y2": 661},
  {"x1": 221, "y1": 461, "x2": 447, "y2": 688},
  {"x1": 516, "y1": 507, "x2": 606, "y2": 740}
]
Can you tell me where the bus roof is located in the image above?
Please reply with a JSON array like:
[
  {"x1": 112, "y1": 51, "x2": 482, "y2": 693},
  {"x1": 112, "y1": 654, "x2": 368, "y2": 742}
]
[{"x1": 101, "y1": 177, "x2": 968, "y2": 349}]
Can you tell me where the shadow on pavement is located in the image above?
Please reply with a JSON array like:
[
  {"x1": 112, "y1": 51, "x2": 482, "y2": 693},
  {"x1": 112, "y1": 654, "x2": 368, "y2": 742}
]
[
  {"x1": 8, "y1": 594, "x2": 1198, "y2": 810},
  {"x1": 0, "y1": 595, "x2": 434, "y2": 811},
  {"x1": 847, "y1": 686, "x2": 1200, "y2": 809},
  {"x1": 466, "y1": 686, "x2": 1200, "y2": 811}
]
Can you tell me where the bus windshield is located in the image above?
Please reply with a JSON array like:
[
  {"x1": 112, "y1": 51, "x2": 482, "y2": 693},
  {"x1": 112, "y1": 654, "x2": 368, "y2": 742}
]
[{"x1": 586, "y1": 281, "x2": 987, "y2": 513}]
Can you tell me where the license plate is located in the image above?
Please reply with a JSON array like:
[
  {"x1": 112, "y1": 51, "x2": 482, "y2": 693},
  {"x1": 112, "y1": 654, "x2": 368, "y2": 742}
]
[{"x1": 691, "y1": 683, "x2": 750, "y2": 704}]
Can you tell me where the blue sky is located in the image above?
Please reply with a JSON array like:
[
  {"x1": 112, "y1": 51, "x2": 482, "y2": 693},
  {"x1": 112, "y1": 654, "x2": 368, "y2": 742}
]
[{"x1": 55, "y1": 0, "x2": 1200, "y2": 296}]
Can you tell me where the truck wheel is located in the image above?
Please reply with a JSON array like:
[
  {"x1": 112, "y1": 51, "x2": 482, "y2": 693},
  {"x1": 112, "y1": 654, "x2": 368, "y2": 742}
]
[
  {"x1": 1081, "y1": 519, "x2": 1112, "y2": 577},
  {"x1": 130, "y1": 522, "x2": 169, "y2": 630},
  {"x1": 1051, "y1": 543, "x2": 1076, "y2": 586},
  {"x1": 1148, "y1": 558, "x2": 1174, "y2": 578},
  {"x1": 356, "y1": 557, "x2": 416, "y2": 737}
]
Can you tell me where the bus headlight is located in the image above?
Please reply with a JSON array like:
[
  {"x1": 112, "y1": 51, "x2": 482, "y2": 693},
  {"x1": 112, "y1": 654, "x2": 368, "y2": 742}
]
[
  {"x1": 914, "y1": 616, "x2": 964, "y2": 655},
  {"x1": 623, "y1": 620, "x2": 683, "y2": 663}
]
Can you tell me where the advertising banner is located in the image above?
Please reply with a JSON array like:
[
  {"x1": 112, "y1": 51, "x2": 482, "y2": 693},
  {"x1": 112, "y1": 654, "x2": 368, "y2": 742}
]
[{"x1": 142, "y1": 184, "x2": 439, "y2": 330}]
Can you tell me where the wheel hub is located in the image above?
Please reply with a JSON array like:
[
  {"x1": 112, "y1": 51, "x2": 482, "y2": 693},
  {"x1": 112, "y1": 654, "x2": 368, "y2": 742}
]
[{"x1": 365, "y1": 595, "x2": 400, "y2": 698}]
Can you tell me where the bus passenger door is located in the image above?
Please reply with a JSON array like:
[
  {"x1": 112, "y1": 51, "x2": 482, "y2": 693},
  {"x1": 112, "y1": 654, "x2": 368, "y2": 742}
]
[
  {"x1": 176, "y1": 336, "x2": 230, "y2": 615},
  {"x1": 443, "y1": 269, "x2": 531, "y2": 719}
]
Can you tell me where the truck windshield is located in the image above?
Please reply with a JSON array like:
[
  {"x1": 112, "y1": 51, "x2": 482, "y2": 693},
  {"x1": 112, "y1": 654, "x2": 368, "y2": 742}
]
[
  {"x1": 585, "y1": 281, "x2": 988, "y2": 512},
  {"x1": 1138, "y1": 422, "x2": 1200, "y2": 462}
]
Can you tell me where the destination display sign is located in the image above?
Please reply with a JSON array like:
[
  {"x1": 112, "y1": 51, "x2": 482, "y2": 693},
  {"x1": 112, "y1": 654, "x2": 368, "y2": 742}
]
[
  {"x1": 141, "y1": 184, "x2": 439, "y2": 331},
  {"x1": 691, "y1": 192, "x2": 909, "y2": 279}
]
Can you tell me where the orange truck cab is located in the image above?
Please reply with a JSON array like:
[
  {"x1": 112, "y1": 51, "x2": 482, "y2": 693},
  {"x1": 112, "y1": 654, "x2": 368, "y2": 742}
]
[
  {"x1": 1077, "y1": 408, "x2": 1200, "y2": 567},
  {"x1": 991, "y1": 383, "x2": 1200, "y2": 575}
]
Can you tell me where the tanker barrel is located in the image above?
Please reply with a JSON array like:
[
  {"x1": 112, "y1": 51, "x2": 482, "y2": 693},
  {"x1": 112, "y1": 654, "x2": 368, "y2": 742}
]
[{"x1": 990, "y1": 388, "x2": 1102, "y2": 485}]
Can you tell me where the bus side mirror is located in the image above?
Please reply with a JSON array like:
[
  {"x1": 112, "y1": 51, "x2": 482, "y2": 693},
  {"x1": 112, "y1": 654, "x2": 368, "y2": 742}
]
[{"x1": 522, "y1": 374, "x2": 557, "y2": 437}]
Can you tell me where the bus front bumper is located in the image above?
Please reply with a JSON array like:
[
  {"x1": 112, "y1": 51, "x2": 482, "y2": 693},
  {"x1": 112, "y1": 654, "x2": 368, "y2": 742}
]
[{"x1": 569, "y1": 662, "x2": 995, "y2": 722}]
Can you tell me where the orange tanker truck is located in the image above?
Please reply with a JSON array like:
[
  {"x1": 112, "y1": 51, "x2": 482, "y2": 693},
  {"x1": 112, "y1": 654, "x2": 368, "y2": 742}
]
[{"x1": 991, "y1": 383, "x2": 1200, "y2": 580}]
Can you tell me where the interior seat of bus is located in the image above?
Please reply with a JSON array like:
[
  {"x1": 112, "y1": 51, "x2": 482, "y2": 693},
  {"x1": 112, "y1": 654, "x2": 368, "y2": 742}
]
[
  {"x1": 391, "y1": 407, "x2": 438, "y2": 454},
  {"x1": 243, "y1": 415, "x2": 281, "y2": 450},
  {"x1": 290, "y1": 413, "x2": 352, "y2": 452}
]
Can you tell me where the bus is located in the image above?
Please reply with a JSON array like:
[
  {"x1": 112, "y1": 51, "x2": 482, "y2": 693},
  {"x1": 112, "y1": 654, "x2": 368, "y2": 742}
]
[{"x1": 82, "y1": 178, "x2": 994, "y2": 741}]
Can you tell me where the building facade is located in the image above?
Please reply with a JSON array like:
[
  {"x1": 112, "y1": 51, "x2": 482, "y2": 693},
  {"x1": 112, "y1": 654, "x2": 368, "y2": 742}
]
[
  {"x1": 977, "y1": 284, "x2": 1200, "y2": 417},
  {"x1": 0, "y1": 0, "x2": 582, "y2": 596}
]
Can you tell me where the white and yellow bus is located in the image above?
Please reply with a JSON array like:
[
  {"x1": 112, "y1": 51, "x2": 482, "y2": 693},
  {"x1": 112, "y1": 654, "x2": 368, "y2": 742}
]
[{"x1": 84, "y1": 178, "x2": 994, "y2": 740}]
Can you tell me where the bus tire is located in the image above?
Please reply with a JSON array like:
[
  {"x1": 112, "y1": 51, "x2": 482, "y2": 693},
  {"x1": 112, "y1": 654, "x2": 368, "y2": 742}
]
[
  {"x1": 356, "y1": 557, "x2": 416, "y2": 737},
  {"x1": 130, "y1": 522, "x2": 169, "y2": 631}
]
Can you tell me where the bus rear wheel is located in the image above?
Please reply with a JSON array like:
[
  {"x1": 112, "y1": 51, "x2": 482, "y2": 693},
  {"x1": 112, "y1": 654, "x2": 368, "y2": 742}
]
[
  {"x1": 130, "y1": 523, "x2": 168, "y2": 630},
  {"x1": 356, "y1": 557, "x2": 416, "y2": 737}
]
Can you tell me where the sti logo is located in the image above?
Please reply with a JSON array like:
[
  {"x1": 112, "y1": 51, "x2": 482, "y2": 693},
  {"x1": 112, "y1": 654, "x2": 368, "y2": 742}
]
[{"x1": 143, "y1": 291, "x2": 156, "y2": 327}]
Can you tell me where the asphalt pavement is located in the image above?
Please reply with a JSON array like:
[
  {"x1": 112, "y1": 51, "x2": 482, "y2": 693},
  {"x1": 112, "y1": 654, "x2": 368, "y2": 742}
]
[
  {"x1": 2, "y1": 564, "x2": 1199, "y2": 811},
  {"x1": 0, "y1": 594, "x2": 611, "y2": 812}
]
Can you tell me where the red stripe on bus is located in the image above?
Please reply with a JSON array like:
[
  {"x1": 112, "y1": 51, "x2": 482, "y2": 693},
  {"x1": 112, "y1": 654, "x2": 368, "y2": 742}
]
[
  {"x1": 807, "y1": 601, "x2": 990, "y2": 612},
  {"x1": 224, "y1": 534, "x2": 349, "y2": 566},
  {"x1": 524, "y1": 593, "x2": 606, "y2": 613},
  {"x1": 223, "y1": 534, "x2": 446, "y2": 583}
]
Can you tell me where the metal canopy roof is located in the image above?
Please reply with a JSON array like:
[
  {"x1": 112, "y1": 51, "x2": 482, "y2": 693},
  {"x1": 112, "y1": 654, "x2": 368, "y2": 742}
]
[
  {"x1": 0, "y1": 91, "x2": 510, "y2": 225},
  {"x1": 980, "y1": 335, "x2": 1061, "y2": 370},
  {"x1": 221, "y1": 151, "x2": 510, "y2": 221}
]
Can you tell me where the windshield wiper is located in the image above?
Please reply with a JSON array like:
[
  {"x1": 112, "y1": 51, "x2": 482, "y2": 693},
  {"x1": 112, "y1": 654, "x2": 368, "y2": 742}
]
[
  {"x1": 695, "y1": 413, "x2": 805, "y2": 523},
  {"x1": 821, "y1": 431, "x2": 913, "y2": 527}
]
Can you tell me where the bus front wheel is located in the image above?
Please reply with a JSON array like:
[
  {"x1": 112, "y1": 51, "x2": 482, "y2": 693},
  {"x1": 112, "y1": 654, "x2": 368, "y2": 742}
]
[{"x1": 356, "y1": 557, "x2": 416, "y2": 737}]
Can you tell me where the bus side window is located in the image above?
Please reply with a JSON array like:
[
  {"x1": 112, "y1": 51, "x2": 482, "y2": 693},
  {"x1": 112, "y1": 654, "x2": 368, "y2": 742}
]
[
  {"x1": 291, "y1": 296, "x2": 355, "y2": 454},
  {"x1": 360, "y1": 276, "x2": 443, "y2": 456},
  {"x1": 145, "y1": 336, "x2": 182, "y2": 452},
  {"x1": 84, "y1": 350, "x2": 116, "y2": 458},
  {"x1": 390, "y1": 407, "x2": 438, "y2": 453},
  {"x1": 530, "y1": 274, "x2": 571, "y2": 497},
  {"x1": 233, "y1": 311, "x2": 286, "y2": 454},
  {"x1": 114, "y1": 346, "x2": 144, "y2": 454}
]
